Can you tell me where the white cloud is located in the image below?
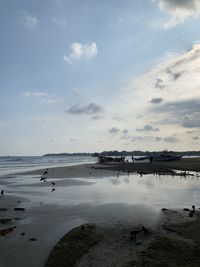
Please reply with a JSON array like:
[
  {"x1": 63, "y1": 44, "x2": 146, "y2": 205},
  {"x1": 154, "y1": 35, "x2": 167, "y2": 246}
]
[
  {"x1": 22, "y1": 91, "x2": 63, "y2": 106},
  {"x1": 19, "y1": 11, "x2": 38, "y2": 30},
  {"x1": 130, "y1": 44, "x2": 200, "y2": 104},
  {"x1": 63, "y1": 42, "x2": 98, "y2": 64},
  {"x1": 34, "y1": 116, "x2": 63, "y2": 126},
  {"x1": 22, "y1": 91, "x2": 48, "y2": 98},
  {"x1": 52, "y1": 16, "x2": 66, "y2": 28},
  {"x1": 154, "y1": 0, "x2": 200, "y2": 28},
  {"x1": 71, "y1": 87, "x2": 81, "y2": 97}
]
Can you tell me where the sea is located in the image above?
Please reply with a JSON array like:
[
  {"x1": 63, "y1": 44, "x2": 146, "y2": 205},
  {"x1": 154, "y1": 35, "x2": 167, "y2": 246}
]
[{"x1": 0, "y1": 155, "x2": 97, "y2": 176}]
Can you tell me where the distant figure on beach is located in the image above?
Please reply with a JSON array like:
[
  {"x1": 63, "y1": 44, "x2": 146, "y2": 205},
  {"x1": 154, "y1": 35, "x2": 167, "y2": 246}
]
[{"x1": 1, "y1": 190, "x2": 4, "y2": 195}]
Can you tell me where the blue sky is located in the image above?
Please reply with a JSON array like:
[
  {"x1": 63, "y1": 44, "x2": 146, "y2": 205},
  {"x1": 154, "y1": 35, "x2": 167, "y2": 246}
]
[{"x1": 0, "y1": 0, "x2": 200, "y2": 155}]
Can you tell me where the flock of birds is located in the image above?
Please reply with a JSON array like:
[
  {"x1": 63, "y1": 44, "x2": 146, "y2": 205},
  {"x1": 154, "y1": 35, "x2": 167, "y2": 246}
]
[{"x1": 40, "y1": 169, "x2": 56, "y2": 192}]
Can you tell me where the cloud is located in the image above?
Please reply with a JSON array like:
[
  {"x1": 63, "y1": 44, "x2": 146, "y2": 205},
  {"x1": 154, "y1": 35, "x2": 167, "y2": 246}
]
[
  {"x1": 113, "y1": 116, "x2": 123, "y2": 121},
  {"x1": 123, "y1": 129, "x2": 128, "y2": 134},
  {"x1": 154, "y1": 78, "x2": 166, "y2": 89},
  {"x1": 71, "y1": 87, "x2": 81, "y2": 97},
  {"x1": 163, "y1": 136, "x2": 179, "y2": 143},
  {"x1": 136, "y1": 124, "x2": 159, "y2": 132},
  {"x1": 150, "y1": 97, "x2": 164, "y2": 104},
  {"x1": 19, "y1": 11, "x2": 38, "y2": 30},
  {"x1": 67, "y1": 103, "x2": 103, "y2": 115},
  {"x1": 34, "y1": 116, "x2": 63, "y2": 125},
  {"x1": 52, "y1": 16, "x2": 66, "y2": 27},
  {"x1": 193, "y1": 136, "x2": 199, "y2": 140},
  {"x1": 91, "y1": 115, "x2": 104, "y2": 120},
  {"x1": 22, "y1": 91, "x2": 63, "y2": 106},
  {"x1": 22, "y1": 91, "x2": 48, "y2": 98},
  {"x1": 152, "y1": 98, "x2": 200, "y2": 128},
  {"x1": 63, "y1": 42, "x2": 98, "y2": 64},
  {"x1": 154, "y1": 0, "x2": 200, "y2": 28},
  {"x1": 120, "y1": 135, "x2": 131, "y2": 140},
  {"x1": 128, "y1": 44, "x2": 200, "y2": 122},
  {"x1": 109, "y1": 127, "x2": 120, "y2": 134},
  {"x1": 130, "y1": 135, "x2": 179, "y2": 143}
]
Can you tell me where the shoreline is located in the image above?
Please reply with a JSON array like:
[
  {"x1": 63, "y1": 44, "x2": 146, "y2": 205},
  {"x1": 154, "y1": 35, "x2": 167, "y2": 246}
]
[{"x1": 15, "y1": 158, "x2": 200, "y2": 179}]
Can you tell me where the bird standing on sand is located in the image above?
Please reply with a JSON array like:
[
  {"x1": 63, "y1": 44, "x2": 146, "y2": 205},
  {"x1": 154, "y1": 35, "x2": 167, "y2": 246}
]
[
  {"x1": 51, "y1": 182, "x2": 56, "y2": 186},
  {"x1": 1, "y1": 190, "x2": 4, "y2": 195},
  {"x1": 43, "y1": 169, "x2": 48, "y2": 176}
]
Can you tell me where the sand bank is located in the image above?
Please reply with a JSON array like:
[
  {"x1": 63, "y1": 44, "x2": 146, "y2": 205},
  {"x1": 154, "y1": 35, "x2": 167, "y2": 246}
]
[
  {"x1": 17, "y1": 158, "x2": 200, "y2": 180},
  {"x1": 45, "y1": 208, "x2": 200, "y2": 267}
]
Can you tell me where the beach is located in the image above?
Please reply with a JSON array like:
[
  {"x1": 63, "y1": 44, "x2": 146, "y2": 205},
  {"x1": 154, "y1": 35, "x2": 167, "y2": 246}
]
[{"x1": 1, "y1": 158, "x2": 200, "y2": 267}]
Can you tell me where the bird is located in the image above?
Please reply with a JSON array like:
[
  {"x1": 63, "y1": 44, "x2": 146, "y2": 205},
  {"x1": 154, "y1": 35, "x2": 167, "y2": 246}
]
[
  {"x1": 189, "y1": 210, "x2": 194, "y2": 217},
  {"x1": 40, "y1": 177, "x2": 47, "y2": 182},
  {"x1": 51, "y1": 181, "x2": 56, "y2": 186},
  {"x1": 43, "y1": 169, "x2": 48, "y2": 176},
  {"x1": 51, "y1": 188, "x2": 55, "y2": 192},
  {"x1": 1, "y1": 190, "x2": 4, "y2": 195}
]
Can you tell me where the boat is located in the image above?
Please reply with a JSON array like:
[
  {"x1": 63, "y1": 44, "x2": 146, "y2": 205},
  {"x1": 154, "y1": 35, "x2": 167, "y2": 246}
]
[
  {"x1": 132, "y1": 156, "x2": 148, "y2": 161},
  {"x1": 152, "y1": 151, "x2": 182, "y2": 162},
  {"x1": 98, "y1": 156, "x2": 125, "y2": 164}
]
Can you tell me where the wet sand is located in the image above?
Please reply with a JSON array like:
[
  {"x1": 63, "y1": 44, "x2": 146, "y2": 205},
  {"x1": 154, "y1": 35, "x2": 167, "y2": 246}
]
[
  {"x1": 94, "y1": 158, "x2": 200, "y2": 174},
  {"x1": 17, "y1": 158, "x2": 200, "y2": 180},
  {"x1": 1, "y1": 158, "x2": 200, "y2": 267},
  {"x1": 45, "y1": 209, "x2": 200, "y2": 267}
]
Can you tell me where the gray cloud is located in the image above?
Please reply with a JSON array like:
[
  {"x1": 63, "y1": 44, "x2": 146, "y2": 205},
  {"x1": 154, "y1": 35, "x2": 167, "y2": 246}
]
[
  {"x1": 154, "y1": 0, "x2": 200, "y2": 28},
  {"x1": 136, "y1": 124, "x2": 159, "y2": 132},
  {"x1": 155, "y1": 0, "x2": 198, "y2": 11},
  {"x1": 120, "y1": 135, "x2": 131, "y2": 140},
  {"x1": 123, "y1": 129, "x2": 128, "y2": 134},
  {"x1": 166, "y1": 68, "x2": 182, "y2": 80},
  {"x1": 131, "y1": 135, "x2": 178, "y2": 143},
  {"x1": 91, "y1": 115, "x2": 104, "y2": 120},
  {"x1": 67, "y1": 103, "x2": 103, "y2": 115},
  {"x1": 186, "y1": 130, "x2": 195, "y2": 134},
  {"x1": 154, "y1": 78, "x2": 166, "y2": 89},
  {"x1": 150, "y1": 97, "x2": 164, "y2": 104},
  {"x1": 109, "y1": 127, "x2": 120, "y2": 134},
  {"x1": 193, "y1": 136, "x2": 199, "y2": 140},
  {"x1": 163, "y1": 136, "x2": 179, "y2": 143},
  {"x1": 152, "y1": 98, "x2": 200, "y2": 128}
]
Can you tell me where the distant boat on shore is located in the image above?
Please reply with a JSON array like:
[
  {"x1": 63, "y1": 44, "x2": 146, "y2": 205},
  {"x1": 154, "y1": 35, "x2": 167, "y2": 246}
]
[
  {"x1": 152, "y1": 154, "x2": 182, "y2": 162},
  {"x1": 150, "y1": 150, "x2": 183, "y2": 162}
]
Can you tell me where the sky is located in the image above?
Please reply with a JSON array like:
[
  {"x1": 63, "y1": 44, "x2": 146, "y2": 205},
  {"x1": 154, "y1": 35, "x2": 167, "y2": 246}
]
[{"x1": 0, "y1": 0, "x2": 200, "y2": 155}]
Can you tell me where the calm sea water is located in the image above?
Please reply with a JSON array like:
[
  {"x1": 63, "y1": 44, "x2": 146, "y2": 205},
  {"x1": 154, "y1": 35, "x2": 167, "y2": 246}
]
[{"x1": 0, "y1": 156, "x2": 97, "y2": 176}]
